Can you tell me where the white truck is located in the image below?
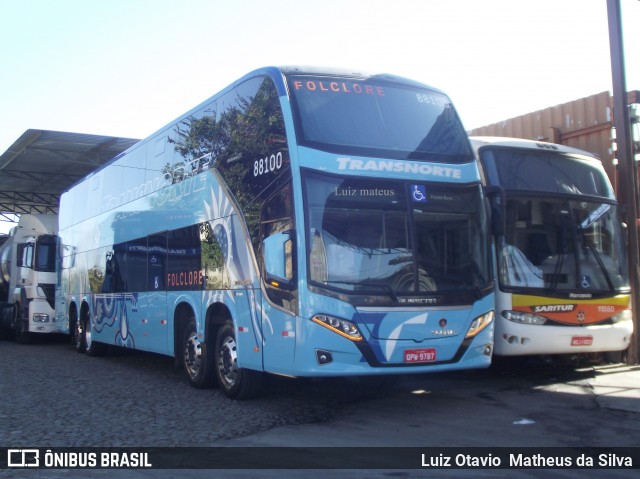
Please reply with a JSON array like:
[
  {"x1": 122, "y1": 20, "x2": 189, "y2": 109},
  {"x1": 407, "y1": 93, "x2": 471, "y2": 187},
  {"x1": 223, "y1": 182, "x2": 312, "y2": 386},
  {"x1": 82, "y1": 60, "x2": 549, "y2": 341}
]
[{"x1": 0, "y1": 214, "x2": 59, "y2": 343}]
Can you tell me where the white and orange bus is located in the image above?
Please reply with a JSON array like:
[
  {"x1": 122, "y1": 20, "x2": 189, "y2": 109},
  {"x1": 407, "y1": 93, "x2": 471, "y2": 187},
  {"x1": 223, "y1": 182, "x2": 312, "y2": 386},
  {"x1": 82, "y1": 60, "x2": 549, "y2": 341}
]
[{"x1": 472, "y1": 136, "x2": 633, "y2": 359}]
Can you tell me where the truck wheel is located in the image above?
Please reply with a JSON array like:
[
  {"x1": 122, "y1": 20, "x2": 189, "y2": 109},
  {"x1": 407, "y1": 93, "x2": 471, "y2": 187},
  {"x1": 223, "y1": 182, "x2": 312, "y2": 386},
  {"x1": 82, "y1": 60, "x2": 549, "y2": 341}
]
[
  {"x1": 14, "y1": 305, "x2": 32, "y2": 345},
  {"x1": 0, "y1": 306, "x2": 13, "y2": 340},
  {"x1": 182, "y1": 318, "x2": 216, "y2": 388},
  {"x1": 214, "y1": 320, "x2": 262, "y2": 399}
]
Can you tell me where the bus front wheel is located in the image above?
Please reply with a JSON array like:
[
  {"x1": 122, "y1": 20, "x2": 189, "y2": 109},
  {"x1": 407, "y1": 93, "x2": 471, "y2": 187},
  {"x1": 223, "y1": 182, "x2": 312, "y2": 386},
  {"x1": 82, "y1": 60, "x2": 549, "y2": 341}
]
[{"x1": 214, "y1": 320, "x2": 262, "y2": 399}]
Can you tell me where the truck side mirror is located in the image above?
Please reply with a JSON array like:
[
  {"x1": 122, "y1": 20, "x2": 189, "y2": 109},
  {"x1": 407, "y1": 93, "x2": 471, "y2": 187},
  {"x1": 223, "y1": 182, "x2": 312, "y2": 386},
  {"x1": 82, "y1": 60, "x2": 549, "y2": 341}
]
[{"x1": 263, "y1": 231, "x2": 294, "y2": 288}]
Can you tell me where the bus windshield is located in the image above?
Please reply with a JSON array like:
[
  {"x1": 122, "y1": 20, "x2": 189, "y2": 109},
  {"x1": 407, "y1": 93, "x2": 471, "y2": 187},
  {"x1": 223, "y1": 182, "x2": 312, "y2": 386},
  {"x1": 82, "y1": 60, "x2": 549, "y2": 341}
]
[
  {"x1": 480, "y1": 146, "x2": 628, "y2": 294},
  {"x1": 287, "y1": 74, "x2": 473, "y2": 162},
  {"x1": 304, "y1": 171, "x2": 491, "y2": 303},
  {"x1": 481, "y1": 148, "x2": 615, "y2": 198},
  {"x1": 499, "y1": 196, "x2": 629, "y2": 294}
]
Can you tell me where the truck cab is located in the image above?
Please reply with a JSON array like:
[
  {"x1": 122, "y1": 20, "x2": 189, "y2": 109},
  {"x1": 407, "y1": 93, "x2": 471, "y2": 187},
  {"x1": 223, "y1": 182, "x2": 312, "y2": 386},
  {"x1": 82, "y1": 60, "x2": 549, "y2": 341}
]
[{"x1": 0, "y1": 215, "x2": 59, "y2": 343}]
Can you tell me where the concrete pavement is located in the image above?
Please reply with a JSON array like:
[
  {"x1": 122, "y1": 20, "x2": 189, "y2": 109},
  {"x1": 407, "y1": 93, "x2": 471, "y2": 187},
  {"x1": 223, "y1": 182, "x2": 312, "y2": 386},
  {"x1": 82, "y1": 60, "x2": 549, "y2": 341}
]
[
  {"x1": 588, "y1": 364, "x2": 640, "y2": 413},
  {"x1": 224, "y1": 362, "x2": 640, "y2": 448}
]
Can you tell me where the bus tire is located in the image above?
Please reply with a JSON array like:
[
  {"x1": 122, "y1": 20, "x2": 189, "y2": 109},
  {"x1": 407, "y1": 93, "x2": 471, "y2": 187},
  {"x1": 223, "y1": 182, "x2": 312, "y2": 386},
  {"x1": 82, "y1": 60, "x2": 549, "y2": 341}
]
[
  {"x1": 69, "y1": 311, "x2": 79, "y2": 350},
  {"x1": 74, "y1": 311, "x2": 86, "y2": 353},
  {"x1": 182, "y1": 318, "x2": 216, "y2": 388},
  {"x1": 214, "y1": 320, "x2": 262, "y2": 400},
  {"x1": 81, "y1": 308, "x2": 107, "y2": 357}
]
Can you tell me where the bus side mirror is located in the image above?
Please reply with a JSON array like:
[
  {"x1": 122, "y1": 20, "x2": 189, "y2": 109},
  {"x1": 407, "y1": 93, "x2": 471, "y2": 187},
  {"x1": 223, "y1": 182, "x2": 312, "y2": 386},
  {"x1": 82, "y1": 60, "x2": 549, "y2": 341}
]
[
  {"x1": 263, "y1": 231, "x2": 294, "y2": 288},
  {"x1": 484, "y1": 186, "x2": 506, "y2": 237},
  {"x1": 62, "y1": 244, "x2": 77, "y2": 268}
]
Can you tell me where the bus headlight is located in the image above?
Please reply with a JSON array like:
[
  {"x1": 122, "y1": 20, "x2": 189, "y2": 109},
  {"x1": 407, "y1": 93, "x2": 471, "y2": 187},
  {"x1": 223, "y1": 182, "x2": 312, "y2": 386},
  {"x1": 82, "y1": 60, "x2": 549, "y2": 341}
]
[
  {"x1": 465, "y1": 310, "x2": 494, "y2": 338},
  {"x1": 502, "y1": 310, "x2": 547, "y2": 325},
  {"x1": 612, "y1": 309, "x2": 632, "y2": 323},
  {"x1": 311, "y1": 314, "x2": 363, "y2": 342}
]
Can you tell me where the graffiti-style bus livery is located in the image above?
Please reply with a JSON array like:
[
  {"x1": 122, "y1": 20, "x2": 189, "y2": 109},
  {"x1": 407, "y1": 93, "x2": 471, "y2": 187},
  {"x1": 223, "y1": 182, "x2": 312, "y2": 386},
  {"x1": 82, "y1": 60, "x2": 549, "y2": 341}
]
[{"x1": 58, "y1": 67, "x2": 495, "y2": 398}]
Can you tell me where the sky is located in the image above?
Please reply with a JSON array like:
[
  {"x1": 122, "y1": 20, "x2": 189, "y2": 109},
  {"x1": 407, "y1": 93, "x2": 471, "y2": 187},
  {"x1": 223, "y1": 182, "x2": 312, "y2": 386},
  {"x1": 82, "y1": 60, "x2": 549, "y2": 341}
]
[
  {"x1": 0, "y1": 0, "x2": 639, "y2": 163},
  {"x1": 0, "y1": 0, "x2": 635, "y2": 362}
]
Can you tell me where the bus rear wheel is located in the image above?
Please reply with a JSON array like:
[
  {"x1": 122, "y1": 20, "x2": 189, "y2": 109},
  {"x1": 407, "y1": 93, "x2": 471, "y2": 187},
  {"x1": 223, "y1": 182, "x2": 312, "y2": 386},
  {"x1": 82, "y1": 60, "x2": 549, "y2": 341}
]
[
  {"x1": 79, "y1": 308, "x2": 107, "y2": 357},
  {"x1": 74, "y1": 318, "x2": 85, "y2": 353},
  {"x1": 182, "y1": 318, "x2": 216, "y2": 388},
  {"x1": 214, "y1": 320, "x2": 262, "y2": 399},
  {"x1": 73, "y1": 309, "x2": 85, "y2": 353}
]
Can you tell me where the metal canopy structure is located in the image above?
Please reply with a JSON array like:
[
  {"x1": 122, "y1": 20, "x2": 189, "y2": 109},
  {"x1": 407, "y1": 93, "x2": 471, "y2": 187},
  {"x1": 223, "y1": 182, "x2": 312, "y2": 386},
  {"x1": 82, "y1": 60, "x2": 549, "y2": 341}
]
[{"x1": 0, "y1": 129, "x2": 139, "y2": 218}]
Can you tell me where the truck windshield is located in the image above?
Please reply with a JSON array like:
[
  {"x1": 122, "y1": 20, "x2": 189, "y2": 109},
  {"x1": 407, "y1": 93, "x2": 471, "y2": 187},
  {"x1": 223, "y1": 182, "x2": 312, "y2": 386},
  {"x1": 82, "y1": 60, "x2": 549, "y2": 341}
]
[
  {"x1": 287, "y1": 74, "x2": 473, "y2": 162},
  {"x1": 304, "y1": 171, "x2": 491, "y2": 303},
  {"x1": 35, "y1": 235, "x2": 57, "y2": 273}
]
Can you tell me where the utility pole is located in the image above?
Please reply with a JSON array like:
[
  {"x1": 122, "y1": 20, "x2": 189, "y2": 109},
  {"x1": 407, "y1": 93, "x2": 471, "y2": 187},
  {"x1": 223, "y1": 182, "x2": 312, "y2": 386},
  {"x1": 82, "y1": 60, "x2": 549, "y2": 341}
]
[{"x1": 607, "y1": 0, "x2": 639, "y2": 364}]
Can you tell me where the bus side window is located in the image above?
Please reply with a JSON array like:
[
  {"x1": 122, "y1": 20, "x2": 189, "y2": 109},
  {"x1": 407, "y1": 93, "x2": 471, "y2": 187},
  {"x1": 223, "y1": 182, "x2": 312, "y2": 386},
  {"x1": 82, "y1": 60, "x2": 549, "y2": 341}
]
[
  {"x1": 148, "y1": 232, "x2": 167, "y2": 291},
  {"x1": 167, "y1": 225, "x2": 202, "y2": 291},
  {"x1": 200, "y1": 222, "x2": 229, "y2": 290},
  {"x1": 103, "y1": 247, "x2": 126, "y2": 293},
  {"x1": 125, "y1": 237, "x2": 148, "y2": 293}
]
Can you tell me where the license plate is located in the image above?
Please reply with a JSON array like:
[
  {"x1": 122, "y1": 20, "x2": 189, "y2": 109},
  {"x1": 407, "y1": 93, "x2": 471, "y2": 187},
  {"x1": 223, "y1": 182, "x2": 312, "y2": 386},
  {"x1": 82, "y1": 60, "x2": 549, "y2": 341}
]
[
  {"x1": 404, "y1": 348, "x2": 436, "y2": 363},
  {"x1": 571, "y1": 335, "x2": 593, "y2": 346}
]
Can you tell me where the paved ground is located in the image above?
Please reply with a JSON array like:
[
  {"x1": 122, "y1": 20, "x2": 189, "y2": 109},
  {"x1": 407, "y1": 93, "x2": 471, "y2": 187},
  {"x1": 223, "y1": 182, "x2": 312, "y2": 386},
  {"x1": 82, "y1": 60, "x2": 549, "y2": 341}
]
[{"x1": 0, "y1": 336, "x2": 638, "y2": 478}]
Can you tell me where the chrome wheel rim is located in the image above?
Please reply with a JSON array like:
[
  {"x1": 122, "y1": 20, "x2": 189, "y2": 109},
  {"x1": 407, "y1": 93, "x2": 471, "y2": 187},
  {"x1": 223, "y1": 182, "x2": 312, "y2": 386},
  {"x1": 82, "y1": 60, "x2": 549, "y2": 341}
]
[
  {"x1": 184, "y1": 331, "x2": 202, "y2": 379},
  {"x1": 217, "y1": 335, "x2": 238, "y2": 388}
]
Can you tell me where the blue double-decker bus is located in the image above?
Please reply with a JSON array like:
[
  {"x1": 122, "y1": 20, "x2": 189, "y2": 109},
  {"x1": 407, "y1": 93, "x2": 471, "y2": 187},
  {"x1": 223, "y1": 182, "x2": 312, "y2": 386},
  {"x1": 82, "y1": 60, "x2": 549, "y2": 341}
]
[{"x1": 58, "y1": 67, "x2": 495, "y2": 398}]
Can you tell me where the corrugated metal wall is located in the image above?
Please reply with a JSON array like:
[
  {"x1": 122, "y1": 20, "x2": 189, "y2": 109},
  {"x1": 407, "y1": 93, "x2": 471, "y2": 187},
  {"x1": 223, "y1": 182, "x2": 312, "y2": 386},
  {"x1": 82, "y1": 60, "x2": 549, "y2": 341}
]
[{"x1": 469, "y1": 91, "x2": 617, "y2": 189}]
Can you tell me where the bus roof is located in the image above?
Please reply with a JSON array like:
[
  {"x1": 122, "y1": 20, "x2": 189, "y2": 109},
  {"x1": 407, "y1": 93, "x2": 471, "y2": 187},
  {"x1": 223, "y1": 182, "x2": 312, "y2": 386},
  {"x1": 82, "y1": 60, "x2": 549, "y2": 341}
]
[
  {"x1": 469, "y1": 136, "x2": 602, "y2": 162},
  {"x1": 69, "y1": 66, "x2": 448, "y2": 191},
  {"x1": 278, "y1": 66, "x2": 443, "y2": 90}
]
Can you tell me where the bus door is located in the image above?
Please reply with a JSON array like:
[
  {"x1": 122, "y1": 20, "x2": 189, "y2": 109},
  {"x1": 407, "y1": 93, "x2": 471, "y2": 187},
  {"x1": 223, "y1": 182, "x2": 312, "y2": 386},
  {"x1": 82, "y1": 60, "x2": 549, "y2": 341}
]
[
  {"x1": 144, "y1": 232, "x2": 169, "y2": 354},
  {"x1": 259, "y1": 298, "x2": 297, "y2": 374},
  {"x1": 115, "y1": 235, "x2": 169, "y2": 354},
  {"x1": 260, "y1": 229, "x2": 297, "y2": 373},
  {"x1": 229, "y1": 286, "x2": 266, "y2": 372}
]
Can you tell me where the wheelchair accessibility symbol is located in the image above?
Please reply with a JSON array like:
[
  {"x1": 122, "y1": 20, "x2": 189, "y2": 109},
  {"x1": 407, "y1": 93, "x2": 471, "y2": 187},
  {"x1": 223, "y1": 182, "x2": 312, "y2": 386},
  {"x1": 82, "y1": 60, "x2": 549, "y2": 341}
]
[{"x1": 411, "y1": 185, "x2": 427, "y2": 202}]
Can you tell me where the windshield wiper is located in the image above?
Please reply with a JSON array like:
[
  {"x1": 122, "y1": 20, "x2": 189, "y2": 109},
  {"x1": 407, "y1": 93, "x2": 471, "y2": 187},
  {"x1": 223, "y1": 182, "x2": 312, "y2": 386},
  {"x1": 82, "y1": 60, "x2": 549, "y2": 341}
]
[
  {"x1": 547, "y1": 208, "x2": 573, "y2": 294},
  {"x1": 579, "y1": 231, "x2": 616, "y2": 291}
]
